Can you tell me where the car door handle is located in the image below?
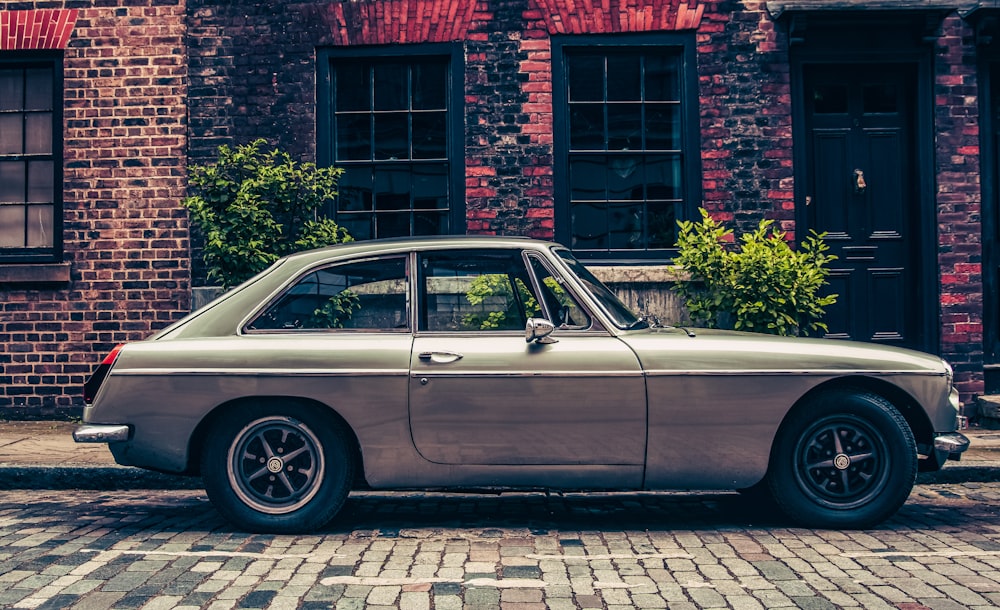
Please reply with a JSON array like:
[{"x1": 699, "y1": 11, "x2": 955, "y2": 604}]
[{"x1": 418, "y1": 351, "x2": 464, "y2": 364}]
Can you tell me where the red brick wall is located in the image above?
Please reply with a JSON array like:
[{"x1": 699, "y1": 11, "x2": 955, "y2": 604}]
[
  {"x1": 0, "y1": 2, "x2": 189, "y2": 416},
  {"x1": 935, "y1": 14, "x2": 985, "y2": 401}
]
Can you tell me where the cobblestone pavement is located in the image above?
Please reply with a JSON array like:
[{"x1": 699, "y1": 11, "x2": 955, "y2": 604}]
[{"x1": 1, "y1": 483, "x2": 999, "y2": 610}]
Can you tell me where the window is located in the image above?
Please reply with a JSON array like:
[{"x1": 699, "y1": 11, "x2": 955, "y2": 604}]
[
  {"x1": 0, "y1": 56, "x2": 61, "y2": 262},
  {"x1": 553, "y1": 37, "x2": 699, "y2": 260},
  {"x1": 248, "y1": 256, "x2": 409, "y2": 331},
  {"x1": 420, "y1": 250, "x2": 543, "y2": 332},
  {"x1": 318, "y1": 46, "x2": 463, "y2": 241}
]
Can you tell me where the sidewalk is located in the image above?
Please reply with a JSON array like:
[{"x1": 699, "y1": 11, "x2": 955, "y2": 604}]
[{"x1": 1, "y1": 420, "x2": 999, "y2": 489}]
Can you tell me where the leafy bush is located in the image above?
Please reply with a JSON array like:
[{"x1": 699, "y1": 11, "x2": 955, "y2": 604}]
[
  {"x1": 183, "y1": 139, "x2": 352, "y2": 288},
  {"x1": 672, "y1": 208, "x2": 837, "y2": 336}
]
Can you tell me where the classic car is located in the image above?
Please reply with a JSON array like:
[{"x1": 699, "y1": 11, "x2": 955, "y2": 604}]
[{"x1": 75, "y1": 236, "x2": 969, "y2": 533}]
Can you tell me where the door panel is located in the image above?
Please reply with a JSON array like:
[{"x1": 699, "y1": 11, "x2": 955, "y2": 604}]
[
  {"x1": 804, "y1": 64, "x2": 920, "y2": 347},
  {"x1": 409, "y1": 335, "x2": 646, "y2": 466}
]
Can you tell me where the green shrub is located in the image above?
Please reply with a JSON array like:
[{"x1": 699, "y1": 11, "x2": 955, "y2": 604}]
[
  {"x1": 672, "y1": 208, "x2": 838, "y2": 336},
  {"x1": 183, "y1": 139, "x2": 352, "y2": 288}
]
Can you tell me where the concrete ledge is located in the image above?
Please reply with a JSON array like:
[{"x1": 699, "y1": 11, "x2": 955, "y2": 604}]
[
  {"x1": 977, "y1": 395, "x2": 1000, "y2": 429},
  {"x1": 0, "y1": 262, "x2": 71, "y2": 284}
]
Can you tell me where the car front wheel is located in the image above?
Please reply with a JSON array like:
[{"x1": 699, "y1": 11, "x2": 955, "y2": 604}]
[
  {"x1": 201, "y1": 403, "x2": 354, "y2": 533},
  {"x1": 769, "y1": 390, "x2": 917, "y2": 529}
]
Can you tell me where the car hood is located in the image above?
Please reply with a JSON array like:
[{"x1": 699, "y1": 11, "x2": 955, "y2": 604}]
[{"x1": 618, "y1": 326, "x2": 950, "y2": 375}]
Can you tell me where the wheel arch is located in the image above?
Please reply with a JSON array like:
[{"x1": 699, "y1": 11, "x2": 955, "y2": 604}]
[
  {"x1": 186, "y1": 395, "x2": 366, "y2": 486},
  {"x1": 784, "y1": 376, "x2": 934, "y2": 449}
]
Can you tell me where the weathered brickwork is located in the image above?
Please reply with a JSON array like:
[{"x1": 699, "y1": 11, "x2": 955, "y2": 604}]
[
  {"x1": 934, "y1": 14, "x2": 985, "y2": 400},
  {"x1": 0, "y1": 1, "x2": 189, "y2": 416}
]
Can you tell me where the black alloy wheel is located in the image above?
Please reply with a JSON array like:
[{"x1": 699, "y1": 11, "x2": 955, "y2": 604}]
[
  {"x1": 769, "y1": 389, "x2": 917, "y2": 529},
  {"x1": 202, "y1": 402, "x2": 354, "y2": 534}
]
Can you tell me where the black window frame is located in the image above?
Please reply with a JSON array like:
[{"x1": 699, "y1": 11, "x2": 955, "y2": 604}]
[
  {"x1": 0, "y1": 51, "x2": 63, "y2": 264},
  {"x1": 317, "y1": 44, "x2": 465, "y2": 241},
  {"x1": 552, "y1": 33, "x2": 701, "y2": 262}
]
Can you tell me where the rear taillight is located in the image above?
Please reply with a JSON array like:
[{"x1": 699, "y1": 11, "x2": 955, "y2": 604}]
[{"x1": 84, "y1": 344, "x2": 125, "y2": 404}]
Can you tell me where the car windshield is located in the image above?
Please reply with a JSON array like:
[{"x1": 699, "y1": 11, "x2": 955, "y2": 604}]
[{"x1": 554, "y1": 249, "x2": 644, "y2": 329}]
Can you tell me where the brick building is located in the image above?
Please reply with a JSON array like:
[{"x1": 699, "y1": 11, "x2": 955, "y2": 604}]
[{"x1": 0, "y1": 0, "x2": 996, "y2": 417}]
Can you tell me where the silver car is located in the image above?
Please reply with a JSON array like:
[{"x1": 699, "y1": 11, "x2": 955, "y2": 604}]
[{"x1": 75, "y1": 236, "x2": 969, "y2": 533}]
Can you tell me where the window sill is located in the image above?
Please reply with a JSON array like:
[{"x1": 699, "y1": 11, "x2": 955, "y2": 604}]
[
  {"x1": 589, "y1": 265, "x2": 690, "y2": 284},
  {"x1": 0, "y1": 262, "x2": 71, "y2": 284}
]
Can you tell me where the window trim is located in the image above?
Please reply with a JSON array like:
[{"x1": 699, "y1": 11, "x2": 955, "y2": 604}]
[
  {"x1": 317, "y1": 44, "x2": 465, "y2": 240},
  {"x1": 0, "y1": 51, "x2": 63, "y2": 264},
  {"x1": 552, "y1": 33, "x2": 701, "y2": 262}
]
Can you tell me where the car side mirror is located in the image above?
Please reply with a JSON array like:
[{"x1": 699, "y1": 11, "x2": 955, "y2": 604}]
[{"x1": 525, "y1": 318, "x2": 558, "y2": 344}]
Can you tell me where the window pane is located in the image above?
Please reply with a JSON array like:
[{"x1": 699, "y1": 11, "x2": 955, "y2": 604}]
[
  {"x1": 813, "y1": 84, "x2": 847, "y2": 114},
  {"x1": 336, "y1": 114, "x2": 371, "y2": 161},
  {"x1": 646, "y1": 201, "x2": 677, "y2": 249},
  {"x1": 374, "y1": 63, "x2": 408, "y2": 111},
  {"x1": 336, "y1": 63, "x2": 370, "y2": 111},
  {"x1": 607, "y1": 55, "x2": 641, "y2": 101},
  {"x1": 414, "y1": 210, "x2": 448, "y2": 235},
  {"x1": 529, "y1": 256, "x2": 590, "y2": 328},
  {"x1": 375, "y1": 211, "x2": 410, "y2": 238},
  {"x1": 338, "y1": 213, "x2": 373, "y2": 240},
  {"x1": 568, "y1": 55, "x2": 604, "y2": 102},
  {"x1": 0, "y1": 70, "x2": 23, "y2": 111},
  {"x1": 24, "y1": 69, "x2": 53, "y2": 110},
  {"x1": 0, "y1": 162, "x2": 24, "y2": 202},
  {"x1": 374, "y1": 167, "x2": 410, "y2": 210},
  {"x1": 569, "y1": 104, "x2": 604, "y2": 150},
  {"x1": 422, "y1": 252, "x2": 536, "y2": 332},
  {"x1": 608, "y1": 203, "x2": 643, "y2": 249},
  {"x1": 607, "y1": 103, "x2": 641, "y2": 150},
  {"x1": 0, "y1": 205, "x2": 25, "y2": 247},
  {"x1": 645, "y1": 54, "x2": 679, "y2": 101},
  {"x1": 337, "y1": 167, "x2": 373, "y2": 212},
  {"x1": 645, "y1": 155, "x2": 682, "y2": 200},
  {"x1": 645, "y1": 104, "x2": 680, "y2": 150},
  {"x1": 863, "y1": 84, "x2": 897, "y2": 114},
  {"x1": 251, "y1": 257, "x2": 408, "y2": 331},
  {"x1": 570, "y1": 156, "x2": 605, "y2": 201},
  {"x1": 27, "y1": 161, "x2": 54, "y2": 203},
  {"x1": 607, "y1": 155, "x2": 643, "y2": 200},
  {"x1": 412, "y1": 111, "x2": 446, "y2": 159},
  {"x1": 413, "y1": 62, "x2": 446, "y2": 110},
  {"x1": 571, "y1": 202, "x2": 607, "y2": 249},
  {"x1": 413, "y1": 164, "x2": 448, "y2": 209},
  {"x1": 27, "y1": 204, "x2": 53, "y2": 247},
  {"x1": 373, "y1": 112, "x2": 408, "y2": 160},
  {"x1": 0, "y1": 115, "x2": 23, "y2": 155},
  {"x1": 25, "y1": 112, "x2": 52, "y2": 154}
]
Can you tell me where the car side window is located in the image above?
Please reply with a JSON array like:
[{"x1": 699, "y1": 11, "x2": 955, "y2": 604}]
[
  {"x1": 248, "y1": 256, "x2": 409, "y2": 331},
  {"x1": 420, "y1": 250, "x2": 541, "y2": 331},
  {"x1": 528, "y1": 255, "x2": 591, "y2": 329}
]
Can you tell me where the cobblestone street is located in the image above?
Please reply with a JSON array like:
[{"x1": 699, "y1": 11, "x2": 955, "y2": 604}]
[{"x1": 1, "y1": 482, "x2": 998, "y2": 610}]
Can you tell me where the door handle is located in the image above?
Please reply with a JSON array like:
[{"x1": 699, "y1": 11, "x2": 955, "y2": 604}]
[
  {"x1": 418, "y1": 351, "x2": 464, "y2": 364},
  {"x1": 853, "y1": 169, "x2": 867, "y2": 194}
]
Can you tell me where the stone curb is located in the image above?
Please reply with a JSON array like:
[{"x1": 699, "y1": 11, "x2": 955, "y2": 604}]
[{"x1": 0, "y1": 464, "x2": 998, "y2": 492}]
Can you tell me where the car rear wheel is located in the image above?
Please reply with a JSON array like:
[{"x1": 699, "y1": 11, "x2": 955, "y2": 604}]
[
  {"x1": 201, "y1": 402, "x2": 354, "y2": 533},
  {"x1": 769, "y1": 390, "x2": 916, "y2": 529}
]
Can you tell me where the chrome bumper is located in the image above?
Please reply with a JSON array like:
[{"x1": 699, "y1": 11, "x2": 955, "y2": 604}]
[
  {"x1": 934, "y1": 432, "x2": 970, "y2": 460},
  {"x1": 73, "y1": 424, "x2": 130, "y2": 443}
]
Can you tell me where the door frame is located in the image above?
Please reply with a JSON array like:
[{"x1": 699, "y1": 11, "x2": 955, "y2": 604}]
[
  {"x1": 978, "y1": 42, "x2": 1000, "y2": 386},
  {"x1": 790, "y1": 29, "x2": 938, "y2": 354}
]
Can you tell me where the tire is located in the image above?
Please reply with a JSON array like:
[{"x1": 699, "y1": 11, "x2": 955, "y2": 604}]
[
  {"x1": 201, "y1": 402, "x2": 354, "y2": 534},
  {"x1": 768, "y1": 389, "x2": 916, "y2": 529}
]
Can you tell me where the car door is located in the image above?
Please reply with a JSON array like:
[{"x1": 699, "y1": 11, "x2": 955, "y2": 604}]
[{"x1": 408, "y1": 247, "x2": 646, "y2": 468}]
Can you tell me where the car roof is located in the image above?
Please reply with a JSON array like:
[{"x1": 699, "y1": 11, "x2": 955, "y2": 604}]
[{"x1": 281, "y1": 235, "x2": 559, "y2": 266}]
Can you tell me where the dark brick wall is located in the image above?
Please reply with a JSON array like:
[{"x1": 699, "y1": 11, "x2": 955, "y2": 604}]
[
  {"x1": 0, "y1": 2, "x2": 189, "y2": 416},
  {"x1": 935, "y1": 14, "x2": 984, "y2": 400}
]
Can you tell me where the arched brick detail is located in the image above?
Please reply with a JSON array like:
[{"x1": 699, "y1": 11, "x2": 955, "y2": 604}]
[
  {"x1": 528, "y1": 0, "x2": 705, "y2": 34},
  {"x1": 0, "y1": 9, "x2": 78, "y2": 50},
  {"x1": 319, "y1": 0, "x2": 485, "y2": 44}
]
